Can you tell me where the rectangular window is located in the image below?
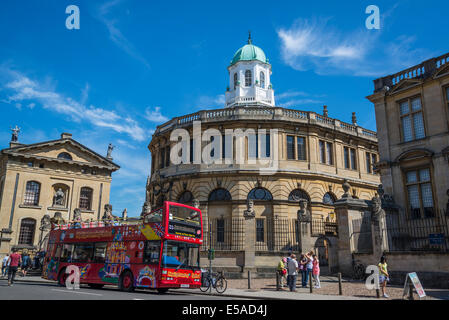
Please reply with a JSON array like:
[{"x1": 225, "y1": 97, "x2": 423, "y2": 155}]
[
  {"x1": 400, "y1": 97, "x2": 425, "y2": 142},
  {"x1": 366, "y1": 153, "x2": 372, "y2": 174},
  {"x1": 143, "y1": 241, "x2": 161, "y2": 264},
  {"x1": 161, "y1": 149, "x2": 166, "y2": 169},
  {"x1": 222, "y1": 134, "x2": 226, "y2": 159},
  {"x1": 371, "y1": 154, "x2": 377, "y2": 173},
  {"x1": 190, "y1": 139, "x2": 194, "y2": 163},
  {"x1": 248, "y1": 134, "x2": 258, "y2": 159},
  {"x1": 72, "y1": 243, "x2": 94, "y2": 263},
  {"x1": 406, "y1": 168, "x2": 434, "y2": 219},
  {"x1": 256, "y1": 219, "x2": 264, "y2": 242},
  {"x1": 297, "y1": 137, "x2": 306, "y2": 160},
  {"x1": 216, "y1": 219, "x2": 225, "y2": 243},
  {"x1": 165, "y1": 146, "x2": 170, "y2": 167},
  {"x1": 93, "y1": 242, "x2": 108, "y2": 263},
  {"x1": 264, "y1": 133, "x2": 271, "y2": 158},
  {"x1": 287, "y1": 135, "x2": 295, "y2": 160},
  {"x1": 60, "y1": 244, "x2": 74, "y2": 263},
  {"x1": 344, "y1": 147, "x2": 350, "y2": 169},
  {"x1": 326, "y1": 142, "x2": 333, "y2": 165},
  {"x1": 350, "y1": 148, "x2": 357, "y2": 170},
  {"x1": 319, "y1": 140, "x2": 326, "y2": 164}
]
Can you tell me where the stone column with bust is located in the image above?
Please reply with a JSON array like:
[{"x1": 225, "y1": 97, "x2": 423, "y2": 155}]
[
  {"x1": 242, "y1": 199, "x2": 256, "y2": 275},
  {"x1": 296, "y1": 198, "x2": 312, "y2": 253}
]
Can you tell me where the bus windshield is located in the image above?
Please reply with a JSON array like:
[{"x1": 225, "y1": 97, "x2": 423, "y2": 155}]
[
  {"x1": 162, "y1": 241, "x2": 200, "y2": 270},
  {"x1": 168, "y1": 205, "x2": 200, "y2": 224}
]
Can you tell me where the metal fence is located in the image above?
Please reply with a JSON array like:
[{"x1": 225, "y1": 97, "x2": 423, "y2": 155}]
[
  {"x1": 383, "y1": 209, "x2": 449, "y2": 253},
  {"x1": 311, "y1": 219, "x2": 338, "y2": 237},
  {"x1": 351, "y1": 215, "x2": 373, "y2": 253},
  {"x1": 254, "y1": 218, "x2": 300, "y2": 252},
  {"x1": 202, "y1": 217, "x2": 245, "y2": 251}
]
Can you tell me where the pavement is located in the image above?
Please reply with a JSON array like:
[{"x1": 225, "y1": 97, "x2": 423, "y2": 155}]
[{"x1": 0, "y1": 275, "x2": 373, "y2": 300}]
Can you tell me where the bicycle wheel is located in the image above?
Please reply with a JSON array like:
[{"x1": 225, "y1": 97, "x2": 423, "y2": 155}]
[
  {"x1": 199, "y1": 276, "x2": 211, "y2": 292},
  {"x1": 214, "y1": 277, "x2": 227, "y2": 294}
]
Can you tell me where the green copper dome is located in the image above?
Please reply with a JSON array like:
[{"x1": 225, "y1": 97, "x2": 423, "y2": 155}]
[{"x1": 230, "y1": 36, "x2": 268, "y2": 66}]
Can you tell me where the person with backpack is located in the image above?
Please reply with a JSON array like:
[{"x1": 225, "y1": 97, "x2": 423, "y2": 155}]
[{"x1": 21, "y1": 252, "x2": 31, "y2": 277}]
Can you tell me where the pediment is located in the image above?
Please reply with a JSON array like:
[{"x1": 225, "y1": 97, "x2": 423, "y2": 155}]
[
  {"x1": 395, "y1": 148, "x2": 433, "y2": 163},
  {"x1": 390, "y1": 78, "x2": 422, "y2": 95},
  {"x1": 3, "y1": 139, "x2": 119, "y2": 170}
]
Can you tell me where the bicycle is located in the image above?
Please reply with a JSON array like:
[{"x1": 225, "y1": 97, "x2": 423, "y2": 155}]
[{"x1": 200, "y1": 270, "x2": 227, "y2": 294}]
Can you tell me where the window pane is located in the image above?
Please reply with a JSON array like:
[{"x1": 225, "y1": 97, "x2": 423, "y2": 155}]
[
  {"x1": 411, "y1": 98, "x2": 421, "y2": 111},
  {"x1": 420, "y1": 183, "x2": 433, "y2": 208},
  {"x1": 72, "y1": 243, "x2": 93, "y2": 263},
  {"x1": 297, "y1": 137, "x2": 306, "y2": 160},
  {"x1": 248, "y1": 134, "x2": 257, "y2": 158},
  {"x1": 406, "y1": 171, "x2": 417, "y2": 183},
  {"x1": 413, "y1": 112, "x2": 425, "y2": 139},
  {"x1": 93, "y1": 242, "x2": 108, "y2": 263},
  {"x1": 407, "y1": 185, "x2": 420, "y2": 209},
  {"x1": 400, "y1": 101, "x2": 409, "y2": 115},
  {"x1": 18, "y1": 219, "x2": 36, "y2": 245},
  {"x1": 261, "y1": 133, "x2": 270, "y2": 158},
  {"x1": 256, "y1": 219, "x2": 264, "y2": 242},
  {"x1": 344, "y1": 147, "x2": 350, "y2": 169},
  {"x1": 326, "y1": 142, "x2": 333, "y2": 165},
  {"x1": 24, "y1": 182, "x2": 40, "y2": 206},
  {"x1": 366, "y1": 153, "x2": 371, "y2": 173},
  {"x1": 260, "y1": 71, "x2": 265, "y2": 89},
  {"x1": 217, "y1": 219, "x2": 225, "y2": 243},
  {"x1": 319, "y1": 141, "x2": 325, "y2": 163},
  {"x1": 350, "y1": 149, "x2": 357, "y2": 170},
  {"x1": 245, "y1": 70, "x2": 252, "y2": 87},
  {"x1": 402, "y1": 116, "x2": 413, "y2": 142},
  {"x1": 419, "y1": 168, "x2": 430, "y2": 182},
  {"x1": 79, "y1": 187, "x2": 93, "y2": 210},
  {"x1": 143, "y1": 241, "x2": 161, "y2": 264},
  {"x1": 287, "y1": 136, "x2": 295, "y2": 160}
]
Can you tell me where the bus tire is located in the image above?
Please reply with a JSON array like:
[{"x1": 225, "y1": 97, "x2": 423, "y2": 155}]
[
  {"x1": 119, "y1": 271, "x2": 135, "y2": 292},
  {"x1": 157, "y1": 288, "x2": 169, "y2": 294},
  {"x1": 88, "y1": 283, "x2": 104, "y2": 289},
  {"x1": 58, "y1": 268, "x2": 67, "y2": 287}
]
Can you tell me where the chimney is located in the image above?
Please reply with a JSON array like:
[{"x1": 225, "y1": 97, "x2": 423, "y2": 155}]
[{"x1": 61, "y1": 133, "x2": 72, "y2": 139}]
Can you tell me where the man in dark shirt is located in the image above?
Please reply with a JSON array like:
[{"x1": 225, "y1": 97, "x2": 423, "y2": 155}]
[{"x1": 8, "y1": 249, "x2": 21, "y2": 286}]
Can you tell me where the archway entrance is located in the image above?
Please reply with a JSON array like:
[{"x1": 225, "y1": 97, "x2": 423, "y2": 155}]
[{"x1": 315, "y1": 237, "x2": 331, "y2": 275}]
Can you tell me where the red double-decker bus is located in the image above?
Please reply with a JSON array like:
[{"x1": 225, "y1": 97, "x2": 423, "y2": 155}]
[{"x1": 42, "y1": 201, "x2": 203, "y2": 293}]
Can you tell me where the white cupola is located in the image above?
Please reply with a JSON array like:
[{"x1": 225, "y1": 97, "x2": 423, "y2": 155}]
[{"x1": 225, "y1": 33, "x2": 275, "y2": 108}]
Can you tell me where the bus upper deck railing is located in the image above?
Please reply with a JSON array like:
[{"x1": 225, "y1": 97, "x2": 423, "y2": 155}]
[{"x1": 51, "y1": 218, "x2": 143, "y2": 230}]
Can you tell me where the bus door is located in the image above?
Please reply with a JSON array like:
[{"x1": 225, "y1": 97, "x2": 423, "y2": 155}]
[{"x1": 137, "y1": 240, "x2": 161, "y2": 288}]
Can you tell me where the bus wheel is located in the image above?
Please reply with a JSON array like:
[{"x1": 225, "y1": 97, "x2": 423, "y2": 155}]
[
  {"x1": 157, "y1": 288, "x2": 169, "y2": 294},
  {"x1": 58, "y1": 268, "x2": 67, "y2": 287},
  {"x1": 119, "y1": 271, "x2": 135, "y2": 292},
  {"x1": 88, "y1": 284, "x2": 104, "y2": 289}
]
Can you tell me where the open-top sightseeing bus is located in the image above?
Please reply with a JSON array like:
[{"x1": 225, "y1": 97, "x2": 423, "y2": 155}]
[{"x1": 42, "y1": 201, "x2": 203, "y2": 293}]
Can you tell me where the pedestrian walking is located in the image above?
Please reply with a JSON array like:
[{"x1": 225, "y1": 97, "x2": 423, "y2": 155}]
[
  {"x1": 287, "y1": 254, "x2": 298, "y2": 292},
  {"x1": 312, "y1": 254, "x2": 321, "y2": 288},
  {"x1": 378, "y1": 256, "x2": 389, "y2": 298},
  {"x1": 7, "y1": 249, "x2": 22, "y2": 286},
  {"x1": 277, "y1": 257, "x2": 287, "y2": 288},
  {"x1": 2, "y1": 254, "x2": 9, "y2": 277},
  {"x1": 299, "y1": 253, "x2": 307, "y2": 287},
  {"x1": 21, "y1": 252, "x2": 31, "y2": 277}
]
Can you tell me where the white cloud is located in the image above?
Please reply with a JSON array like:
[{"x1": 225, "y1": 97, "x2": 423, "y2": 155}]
[
  {"x1": 276, "y1": 90, "x2": 325, "y2": 108},
  {"x1": 144, "y1": 106, "x2": 169, "y2": 123},
  {"x1": 95, "y1": 0, "x2": 150, "y2": 70},
  {"x1": 277, "y1": 17, "x2": 430, "y2": 77},
  {"x1": 1, "y1": 66, "x2": 147, "y2": 141},
  {"x1": 196, "y1": 94, "x2": 225, "y2": 109}
]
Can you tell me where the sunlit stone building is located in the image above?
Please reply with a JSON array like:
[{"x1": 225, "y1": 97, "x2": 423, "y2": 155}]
[{"x1": 146, "y1": 37, "x2": 381, "y2": 275}]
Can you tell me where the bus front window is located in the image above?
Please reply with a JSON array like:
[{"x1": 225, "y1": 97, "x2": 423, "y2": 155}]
[{"x1": 162, "y1": 241, "x2": 200, "y2": 270}]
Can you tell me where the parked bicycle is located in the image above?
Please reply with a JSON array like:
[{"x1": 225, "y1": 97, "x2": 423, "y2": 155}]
[{"x1": 200, "y1": 270, "x2": 227, "y2": 294}]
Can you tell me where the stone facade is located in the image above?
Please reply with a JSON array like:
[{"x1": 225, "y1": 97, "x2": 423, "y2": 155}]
[
  {"x1": 0, "y1": 132, "x2": 119, "y2": 256},
  {"x1": 367, "y1": 52, "x2": 449, "y2": 215}
]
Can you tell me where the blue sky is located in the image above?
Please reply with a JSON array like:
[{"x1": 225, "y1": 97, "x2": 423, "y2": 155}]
[{"x1": 1, "y1": 0, "x2": 448, "y2": 217}]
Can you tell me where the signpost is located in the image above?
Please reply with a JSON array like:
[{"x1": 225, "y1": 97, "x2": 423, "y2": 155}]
[{"x1": 403, "y1": 272, "x2": 426, "y2": 300}]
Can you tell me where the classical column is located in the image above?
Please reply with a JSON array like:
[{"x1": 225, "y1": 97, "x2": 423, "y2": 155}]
[{"x1": 243, "y1": 199, "x2": 256, "y2": 273}]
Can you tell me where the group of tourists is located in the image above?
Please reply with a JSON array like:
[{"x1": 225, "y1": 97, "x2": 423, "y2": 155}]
[
  {"x1": 1, "y1": 249, "x2": 43, "y2": 286},
  {"x1": 277, "y1": 251, "x2": 320, "y2": 292}
]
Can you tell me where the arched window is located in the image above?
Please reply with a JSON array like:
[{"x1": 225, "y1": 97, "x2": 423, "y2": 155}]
[
  {"x1": 245, "y1": 70, "x2": 252, "y2": 87},
  {"x1": 209, "y1": 188, "x2": 232, "y2": 201},
  {"x1": 323, "y1": 192, "x2": 337, "y2": 205},
  {"x1": 18, "y1": 218, "x2": 36, "y2": 245},
  {"x1": 234, "y1": 73, "x2": 238, "y2": 90},
  {"x1": 57, "y1": 152, "x2": 73, "y2": 161},
  {"x1": 248, "y1": 187, "x2": 272, "y2": 201},
  {"x1": 79, "y1": 187, "x2": 93, "y2": 210},
  {"x1": 24, "y1": 181, "x2": 41, "y2": 206},
  {"x1": 178, "y1": 191, "x2": 193, "y2": 204},
  {"x1": 288, "y1": 189, "x2": 311, "y2": 203},
  {"x1": 260, "y1": 71, "x2": 265, "y2": 88}
]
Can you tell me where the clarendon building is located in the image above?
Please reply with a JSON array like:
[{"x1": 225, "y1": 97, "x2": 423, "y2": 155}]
[
  {"x1": 146, "y1": 37, "x2": 381, "y2": 275},
  {"x1": 0, "y1": 132, "x2": 119, "y2": 257}
]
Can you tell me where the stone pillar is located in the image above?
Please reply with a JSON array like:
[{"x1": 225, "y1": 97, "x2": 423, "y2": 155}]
[
  {"x1": 334, "y1": 197, "x2": 370, "y2": 277},
  {"x1": 242, "y1": 200, "x2": 256, "y2": 275}
]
